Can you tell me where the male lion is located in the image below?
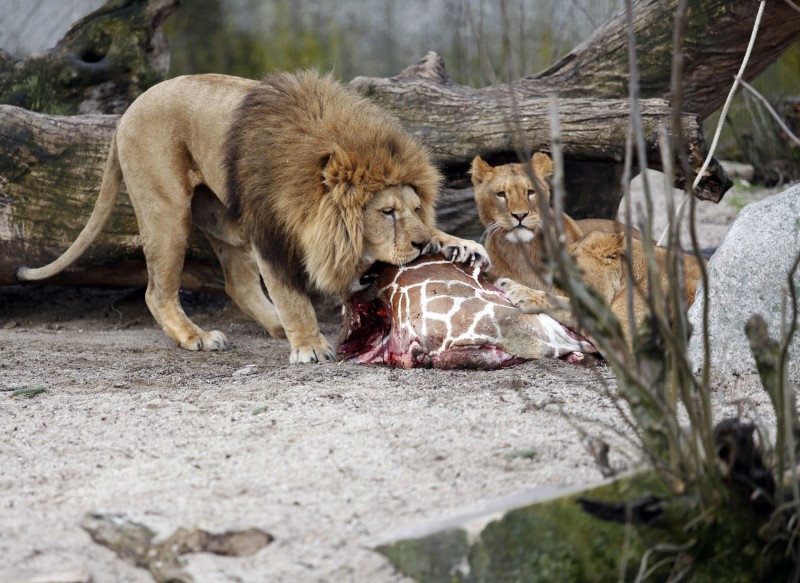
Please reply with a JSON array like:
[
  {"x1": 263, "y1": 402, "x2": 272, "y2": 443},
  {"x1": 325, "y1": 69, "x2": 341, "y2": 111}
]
[{"x1": 17, "y1": 71, "x2": 488, "y2": 363}]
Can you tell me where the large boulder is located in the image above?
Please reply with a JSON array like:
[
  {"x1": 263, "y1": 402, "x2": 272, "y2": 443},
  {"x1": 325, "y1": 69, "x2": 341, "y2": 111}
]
[{"x1": 688, "y1": 184, "x2": 800, "y2": 377}]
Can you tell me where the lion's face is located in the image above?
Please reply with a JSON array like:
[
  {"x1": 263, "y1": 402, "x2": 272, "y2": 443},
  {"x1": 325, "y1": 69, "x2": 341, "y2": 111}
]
[
  {"x1": 361, "y1": 185, "x2": 432, "y2": 267},
  {"x1": 471, "y1": 153, "x2": 554, "y2": 244},
  {"x1": 568, "y1": 231, "x2": 626, "y2": 303}
]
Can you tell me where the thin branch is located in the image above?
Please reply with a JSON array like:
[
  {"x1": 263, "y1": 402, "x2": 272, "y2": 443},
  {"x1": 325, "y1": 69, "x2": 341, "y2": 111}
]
[
  {"x1": 739, "y1": 78, "x2": 800, "y2": 148},
  {"x1": 784, "y1": 0, "x2": 800, "y2": 15}
]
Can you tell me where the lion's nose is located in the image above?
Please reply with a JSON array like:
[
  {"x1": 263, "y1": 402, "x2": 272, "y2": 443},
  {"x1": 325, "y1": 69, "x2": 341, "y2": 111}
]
[{"x1": 512, "y1": 212, "x2": 528, "y2": 223}]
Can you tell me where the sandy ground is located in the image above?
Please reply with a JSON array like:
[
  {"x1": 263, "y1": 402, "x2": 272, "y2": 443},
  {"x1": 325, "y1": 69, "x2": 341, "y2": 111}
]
[{"x1": 0, "y1": 173, "x2": 793, "y2": 583}]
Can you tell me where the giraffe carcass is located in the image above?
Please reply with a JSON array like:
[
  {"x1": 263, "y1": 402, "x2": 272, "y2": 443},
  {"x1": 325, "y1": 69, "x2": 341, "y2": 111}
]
[{"x1": 337, "y1": 254, "x2": 597, "y2": 369}]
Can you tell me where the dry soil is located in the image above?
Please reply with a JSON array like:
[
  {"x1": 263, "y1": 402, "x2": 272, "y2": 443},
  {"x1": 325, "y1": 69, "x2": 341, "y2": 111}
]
[{"x1": 0, "y1": 174, "x2": 791, "y2": 583}]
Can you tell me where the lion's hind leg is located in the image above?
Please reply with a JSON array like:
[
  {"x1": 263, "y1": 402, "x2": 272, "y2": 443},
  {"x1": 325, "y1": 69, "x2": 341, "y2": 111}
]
[
  {"x1": 127, "y1": 181, "x2": 228, "y2": 352},
  {"x1": 203, "y1": 233, "x2": 285, "y2": 339}
]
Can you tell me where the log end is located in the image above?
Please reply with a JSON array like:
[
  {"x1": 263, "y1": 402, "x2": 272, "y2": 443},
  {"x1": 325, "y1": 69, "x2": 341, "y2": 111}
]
[
  {"x1": 394, "y1": 51, "x2": 451, "y2": 84},
  {"x1": 349, "y1": 51, "x2": 452, "y2": 97}
]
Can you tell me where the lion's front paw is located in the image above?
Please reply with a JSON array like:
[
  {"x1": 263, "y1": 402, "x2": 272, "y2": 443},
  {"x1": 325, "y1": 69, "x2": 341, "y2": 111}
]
[
  {"x1": 289, "y1": 335, "x2": 336, "y2": 364},
  {"x1": 180, "y1": 330, "x2": 229, "y2": 351},
  {"x1": 441, "y1": 239, "x2": 491, "y2": 270}
]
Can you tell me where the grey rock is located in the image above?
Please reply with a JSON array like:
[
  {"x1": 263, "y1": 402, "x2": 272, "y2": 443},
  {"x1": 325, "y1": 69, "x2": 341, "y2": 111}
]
[{"x1": 688, "y1": 184, "x2": 800, "y2": 376}]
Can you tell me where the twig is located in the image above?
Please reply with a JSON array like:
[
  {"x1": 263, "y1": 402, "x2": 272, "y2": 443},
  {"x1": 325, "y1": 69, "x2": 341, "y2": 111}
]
[
  {"x1": 784, "y1": 0, "x2": 800, "y2": 15},
  {"x1": 739, "y1": 78, "x2": 800, "y2": 148}
]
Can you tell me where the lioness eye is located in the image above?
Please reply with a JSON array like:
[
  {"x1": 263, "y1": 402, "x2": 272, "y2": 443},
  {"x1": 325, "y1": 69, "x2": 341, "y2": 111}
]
[
  {"x1": 496, "y1": 191, "x2": 506, "y2": 199},
  {"x1": 527, "y1": 189, "x2": 535, "y2": 197},
  {"x1": 382, "y1": 208, "x2": 395, "y2": 217}
]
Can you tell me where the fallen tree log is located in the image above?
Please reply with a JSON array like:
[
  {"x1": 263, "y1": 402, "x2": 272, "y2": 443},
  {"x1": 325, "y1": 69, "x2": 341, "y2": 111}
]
[
  {"x1": 0, "y1": 106, "x2": 223, "y2": 291},
  {"x1": 349, "y1": 52, "x2": 730, "y2": 218},
  {"x1": 0, "y1": 88, "x2": 719, "y2": 289},
  {"x1": 0, "y1": 0, "x2": 179, "y2": 115},
  {"x1": 528, "y1": 0, "x2": 800, "y2": 119}
]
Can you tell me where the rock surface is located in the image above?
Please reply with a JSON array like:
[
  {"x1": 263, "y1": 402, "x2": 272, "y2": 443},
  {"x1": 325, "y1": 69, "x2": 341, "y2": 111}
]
[{"x1": 688, "y1": 183, "x2": 800, "y2": 376}]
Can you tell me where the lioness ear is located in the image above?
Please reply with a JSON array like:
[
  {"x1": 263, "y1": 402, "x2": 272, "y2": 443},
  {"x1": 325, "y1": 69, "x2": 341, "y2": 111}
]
[
  {"x1": 530, "y1": 152, "x2": 554, "y2": 181},
  {"x1": 598, "y1": 232, "x2": 626, "y2": 261},
  {"x1": 470, "y1": 155, "x2": 493, "y2": 186}
]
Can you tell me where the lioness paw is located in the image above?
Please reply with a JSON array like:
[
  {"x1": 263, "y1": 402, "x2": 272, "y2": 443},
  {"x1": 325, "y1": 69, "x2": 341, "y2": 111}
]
[{"x1": 289, "y1": 336, "x2": 336, "y2": 364}]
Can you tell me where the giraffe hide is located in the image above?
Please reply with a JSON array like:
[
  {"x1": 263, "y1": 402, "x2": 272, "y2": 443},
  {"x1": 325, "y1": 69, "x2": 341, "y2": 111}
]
[{"x1": 337, "y1": 254, "x2": 598, "y2": 369}]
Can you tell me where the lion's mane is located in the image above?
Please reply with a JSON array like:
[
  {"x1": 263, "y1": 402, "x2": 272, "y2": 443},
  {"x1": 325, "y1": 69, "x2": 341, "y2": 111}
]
[{"x1": 225, "y1": 70, "x2": 441, "y2": 295}]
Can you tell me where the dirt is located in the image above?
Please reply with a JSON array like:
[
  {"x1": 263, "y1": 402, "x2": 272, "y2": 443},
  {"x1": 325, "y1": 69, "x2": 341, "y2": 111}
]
[{"x1": 0, "y1": 174, "x2": 791, "y2": 583}]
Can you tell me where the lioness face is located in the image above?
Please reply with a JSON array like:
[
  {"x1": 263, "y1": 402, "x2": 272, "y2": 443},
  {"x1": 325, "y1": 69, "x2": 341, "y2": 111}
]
[
  {"x1": 472, "y1": 153, "x2": 554, "y2": 244},
  {"x1": 362, "y1": 185, "x2": 431, "y2": 267},
  {"x1": 568, "y1": 231, "x2": 626, "y2": 303}
]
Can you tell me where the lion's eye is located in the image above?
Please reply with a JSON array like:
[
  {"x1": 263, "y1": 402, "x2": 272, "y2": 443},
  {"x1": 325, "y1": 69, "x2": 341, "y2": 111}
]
[
  {"x1": 527, "y1": 189, "x2": 535, "y2": 197},
  {"x1": 496, "y1": 191, "x2": 506, "y2": 199},
  {"x1": 381, "y1": 208, "x2": 396, "y2": 217}
]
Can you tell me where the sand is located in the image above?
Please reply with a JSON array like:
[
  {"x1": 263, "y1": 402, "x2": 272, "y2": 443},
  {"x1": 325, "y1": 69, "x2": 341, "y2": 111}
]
[{"x1": 0, "y1": 173, "x2": 790, "y2": 583}]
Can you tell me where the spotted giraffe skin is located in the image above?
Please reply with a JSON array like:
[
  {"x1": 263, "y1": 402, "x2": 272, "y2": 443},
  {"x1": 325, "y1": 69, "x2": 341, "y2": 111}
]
[{"x1": 338, "y1": 254, "x2": 597, "y2": 369}]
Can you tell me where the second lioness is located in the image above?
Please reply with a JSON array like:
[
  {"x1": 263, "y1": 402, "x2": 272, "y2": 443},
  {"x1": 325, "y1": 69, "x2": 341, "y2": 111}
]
[{"x1": 471, "y1": 153, "x2": 703, "y2": 346}]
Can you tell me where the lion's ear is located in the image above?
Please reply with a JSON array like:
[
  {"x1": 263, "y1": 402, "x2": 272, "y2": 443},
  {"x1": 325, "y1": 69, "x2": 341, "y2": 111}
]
[
  {"x1": 319, "y1": 153, "x2": 335, "y2": 193},
  {"x1": 470, "y1": 155, "x2": 493, "y2": 186},
  {"x1": 530, "y1": 152, "x2": 554, "y2": 180},
  {"x1": 320, "y1": 150, "x2": 372, "y2": 209},
  {"x1": 596, "y1": 232, "x2": 626, "y2": 262}
]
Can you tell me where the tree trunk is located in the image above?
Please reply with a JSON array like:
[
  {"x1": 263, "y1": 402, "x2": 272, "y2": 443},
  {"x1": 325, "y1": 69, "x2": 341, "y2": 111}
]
[
  {"x1": 0, "y1": 106, "x2": 223, "y2": 291},
  {"x1": 530, "y1": 0, "x2": 800, "y2": 119},
  {"x1": 0, "y1": 90, "x2": 718, "y2": 288},
  {"x1": 348, "y1": 0, "x2": 800, "y2": 221},
  {"x1": 349, "y1": 52, "x2": 730, "y2": 224}
]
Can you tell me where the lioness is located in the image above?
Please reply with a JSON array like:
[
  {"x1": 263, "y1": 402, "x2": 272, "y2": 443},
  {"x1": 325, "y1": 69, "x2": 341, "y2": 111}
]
[
  {"x1": 566, "y1": 230, "x2": 703, "y2": 344},
  {"x1": 471, "y1": 152, "x2": 631, "y2": 292},
  {"x1": 499, "y1": 226, "x2": 704, "y2": 346},
  {"x1": 17, "y1": 71, "x2": 488, "y2": 363},
  {"x1": 471, "y1": 153, "x2": 700, "y2": 345}
]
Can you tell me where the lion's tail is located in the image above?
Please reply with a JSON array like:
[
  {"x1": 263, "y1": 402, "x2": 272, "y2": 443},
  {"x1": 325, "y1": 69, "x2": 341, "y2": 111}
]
[{"x1": 16, "y1": 132, "x2": 123, "y2": 282}]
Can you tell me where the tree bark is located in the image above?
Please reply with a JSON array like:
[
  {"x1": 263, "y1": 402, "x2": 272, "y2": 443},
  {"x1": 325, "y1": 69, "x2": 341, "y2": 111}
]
[
  {"x1": 0, "y1": 88, "x2": 720, "y2": 288},
  {"x1": 0, "y1": 0, "x2": 179, "y2": 115},
  {"x1": 0, "y1": 106, "x2": 223, "y2": 291},
  {"x1": 349, "y1": 52, "x2": 730, "y2": 221},
  {"x1": 530, "y1": 0, "x2": 800, "y2": 119},
  {"x1": 348, "y1": 0, "x2": 800, "y2": 222}
]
